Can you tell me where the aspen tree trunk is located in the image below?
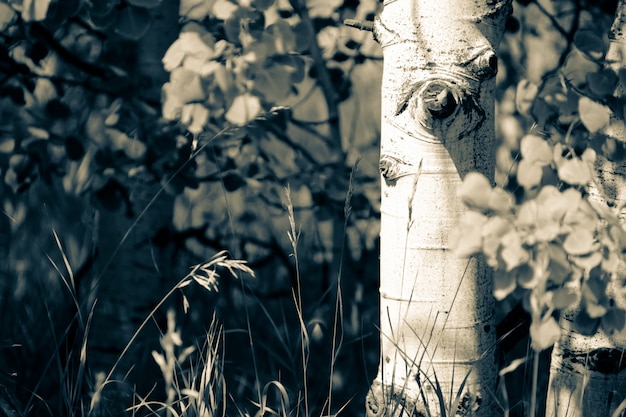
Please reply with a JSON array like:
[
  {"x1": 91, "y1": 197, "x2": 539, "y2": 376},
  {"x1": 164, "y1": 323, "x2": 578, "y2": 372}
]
[
  {"x1": 546, "y1": 1, "x2": 626, "y2": 415},
  {"x1": 88, "y1": 0, "x2": 179, "y2": 386},
  {"x1": 366, "y1": 1, "x2": 511, "y2": 416}
]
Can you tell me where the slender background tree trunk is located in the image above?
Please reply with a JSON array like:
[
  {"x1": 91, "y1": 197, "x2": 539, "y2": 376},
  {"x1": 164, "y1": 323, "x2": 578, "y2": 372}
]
[
  {"x1": 87, "y1": 0, "x2": 180, "y2": 398},
  {"x1": 366, "y1": 1, "x2": 511, "y2": 416}
]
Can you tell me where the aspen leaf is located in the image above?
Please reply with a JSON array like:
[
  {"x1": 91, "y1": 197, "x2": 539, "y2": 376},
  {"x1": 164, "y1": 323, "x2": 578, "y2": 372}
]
[
  {"x1": 180, "y1": 0, "x2": 215, "y2": 20},
  {"x1": 601, "y1": 251, "x2": 620, "y2": 274},
  {"x1": 579, "y1": 96, "x2": 610, "y2": 133},
  {"x1": 530, "y1": 316, "x2": 561, "y2": 351},
  {"x1": 450, "y1": 211, "x2": 488, "y2": 258},
  {"x1": 557, "y1": 158, "x2": 591, "y2": 185},
  {"x1": 292, "y1": 21, "x2": 312, "y2": 53},
  {"x1": 225, "y1": 93, "x2": 262, "y2": 125},
  {"x1": 587, "y1": 68, "x2": 618, "y2": 97},
  {"x1": 515, "y1": 263, "x2": 536, "y2": 289},
  {"x1": 0, "y1": 3, "x2": 16, "y2": 31},
  {"x1": 106, "y1": 129, "x2": 147, "y2": 159},
  {"x1": 571, "y1": 251, "x2": 602, "y2": 270},
  {"x1": 547, "y1": 245, "x2": 571, "y2": 285},
  {"x1": 163, "y1": 25, "x2": 215, "y2": 72},
  {"x1": 170, "y1": 67, "x2": 206, "y2": 103},
  {"x1": 488, "y1": 187, "x2": 514, "y2": 215},
  {"x1": 516, "y1": 158, "x2": 543, "y2": 189},
  {"x1": 563, "y1": 228, "x2": 595, "y2": 255},
  {"x1": 582, "y1": 276, "x2": 608, "y2": 318},
  {"x1": 515, "y1": 79, "x2": 538, "y2": 115},
  {"x1": 253, "y1": 0, "x2": 275, "y2": 10},
  {"x1": 574, "y1": 30, "x2": 606, "y2": 59},
  {"x1": 493, "y1": 269, "x2": 516, "y2": 301},
  {"x1": 21, "y1": 0, "x2": 51, "y2": 21},
  {"x1": 550, "y1": 287, "x2": 578, "y2": 310},
  {"x1": 267, "y1": 20, "x2": 295, "y2": 54},
  {"x1": 251, "y1": 65, "x2": 292, "y2": 103},
  {"x1": 573, "y1": 309, "x2": 600, "y2": 335},
  {"x1": 180, "y1": 103, "x2": 209, "y2": 134},
  {"x1": 520, "y1": 134, "x2": 552, "y2": 166},
  {"x1": 213, "y1": 0, "x2": 238, "y2": 20},
  {"x1": 501, "y1": 231, "x2": 530, "y2": 271},
  {"x1": 601, "y1": 308, "x2": 626, "y2": 335},
  {"x1": 481, "y1": 217, "x2": 511, "y2": 266},
  {"x1": 458, "y1": 172, "x2": 492, "y2": 211}
]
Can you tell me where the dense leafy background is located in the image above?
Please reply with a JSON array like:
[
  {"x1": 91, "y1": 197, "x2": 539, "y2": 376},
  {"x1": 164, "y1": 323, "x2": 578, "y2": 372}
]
[{"x1": 0, "y1": 0, "x2": 623, "y2": 416}]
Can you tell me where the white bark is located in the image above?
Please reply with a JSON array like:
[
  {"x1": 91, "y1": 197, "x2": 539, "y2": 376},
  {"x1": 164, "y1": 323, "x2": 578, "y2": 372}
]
[
  {"x1": 546, "y1": 1, "x2": 626, "y2": 416},
  {"x1": 367, "y1": 1, "x2": 511, "y2": 416}
]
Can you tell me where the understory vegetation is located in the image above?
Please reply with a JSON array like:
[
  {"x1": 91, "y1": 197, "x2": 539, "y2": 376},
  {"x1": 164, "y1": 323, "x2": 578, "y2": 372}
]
[{"x1": 1, "y1": 0, "x2": 626, "y2": 416}]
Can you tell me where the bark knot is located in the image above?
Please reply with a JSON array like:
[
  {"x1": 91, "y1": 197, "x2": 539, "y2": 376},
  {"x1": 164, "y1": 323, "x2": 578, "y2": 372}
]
[{"x1": 422, "y1": 84, "x2": 457, "y2": 119}]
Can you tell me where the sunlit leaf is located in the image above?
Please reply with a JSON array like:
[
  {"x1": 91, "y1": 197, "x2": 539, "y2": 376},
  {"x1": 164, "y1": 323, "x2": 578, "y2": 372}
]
[
  {"x1": 579, "y1": 96, "x2": 611, "y2": 133},
  {"x1": 180, "y1": 0, "x2": 216, "y2": 19},
  {"x1": 487, "y1": 187, "x2": 514, "y2": 215},
  {"x1": 225, "y1": 93, "x2": 262, "y2": 126},
  {"x1": 520, "y1": 134, "x2": 552, "y2": 166},
  {"x1": 0, "y1": 3, "x2": 17, "y2": 30},
  {"x1": 450, "y1": 211, "x2": 488, "y2": 258},
  {"x1": 21, "y1": 0, "x2": 51, "y2": 21},
  {"x1": 571, "y1": 251, "x2": 602, "y2": 270},
  {"x1": 106, "y1": 129, "x2": 147, "y2": 159},
  {"x1": 530, "y1": 316, "x2": 561, "y2": 351},
  {"x1": 481, "y1": 217, "x2": 511, "y2": 267},
  {"x1": 213, "y1": 0, "x2": 238, "y2": 20},
  {"x1": 180, "y1": 103, "x2": 209, "y2": 134},
  {"x1": 515, "y1": 79, "x2": 538, "y2": 115},
  {"x1": 557, "y1": 158, "x2": 592, "y2": 186},
  {"x1": 563, "y1": 228, "x2": 595, "y2": 255},
  {"x1": 458, "y1": 172, "x2": 492, "y2": 211},
  {"x1": 113, "y1": 5, "x2": 151, "y2": 40},
  {"x1": 306, "y1": 0, "x2": 342, "y2": 18},
  {"x1": 500, "y1": 230, "x2": 529, "y2": 271},
  {"x1": 251, "y1": 65, "x2": 292, "y2": 103},
  {"x1": 550, "y1": 287, "x2": 578, "y2": 310},
  {"x1": 516, "y1": 158, "x2": 543, "y2": 190},
  {"x1": 267, "y1": 20, "x2": 295, "y2": 54},
  {"x1": 0, "y1": 138, "x2": 16, "y2": 154},
  {"x1": 170, "y1": 67, "x2": 206, "y2": 103}
]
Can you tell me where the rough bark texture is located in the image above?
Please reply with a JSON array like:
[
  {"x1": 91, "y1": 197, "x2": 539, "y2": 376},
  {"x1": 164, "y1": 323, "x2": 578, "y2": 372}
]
[
  {"x1": 367, "y1": 1, "x2": 511, "y2": 416},
  {"x1": 546, "y1": 1, "x2": 626, "y2": 416}
]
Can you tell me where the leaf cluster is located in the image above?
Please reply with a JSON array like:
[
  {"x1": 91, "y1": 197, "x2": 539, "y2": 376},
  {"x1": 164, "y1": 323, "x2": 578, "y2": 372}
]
[{"x1": 453, "y1": 24, "x2": 626, "y2": 351}]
